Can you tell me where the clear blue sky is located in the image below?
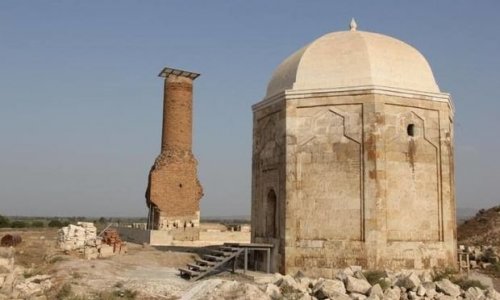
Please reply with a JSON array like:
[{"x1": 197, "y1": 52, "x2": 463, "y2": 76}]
[{"x1": 0, "y1": 1, "x2": 499, "y2": 217}]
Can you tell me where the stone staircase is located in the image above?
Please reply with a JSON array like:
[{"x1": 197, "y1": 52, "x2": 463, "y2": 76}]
[{"x1": 179, "y1": 246, "x2": 244, "y2": 281}]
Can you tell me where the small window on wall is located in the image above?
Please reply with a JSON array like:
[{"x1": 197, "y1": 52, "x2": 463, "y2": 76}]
[{"x1": 407, "y1": 124, "x2": 415, "y2": 137}]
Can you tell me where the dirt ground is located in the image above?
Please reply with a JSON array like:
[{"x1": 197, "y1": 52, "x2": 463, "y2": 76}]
[
  {"x1": 1, "y1": 227, "x2": 251, "y2": 299},
  {"x1": 1, "y1": 227, "x2": 498, "y2": 299}
]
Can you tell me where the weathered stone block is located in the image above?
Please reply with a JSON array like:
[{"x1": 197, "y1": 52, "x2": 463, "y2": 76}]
[
  {"x1": 99, "y1": 245, "x2": 114, "y2": 258},
  {"x1": 345, "y1": 275, "x2": 372, "y2": 295},
  {"x1": 435, "y1": 279, "x2": 460, "y2": 297}
]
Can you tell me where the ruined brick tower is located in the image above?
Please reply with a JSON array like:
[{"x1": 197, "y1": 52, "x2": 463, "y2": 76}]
[{"x1": 146, "y1": 67, "x2": 203, "y2": 240}]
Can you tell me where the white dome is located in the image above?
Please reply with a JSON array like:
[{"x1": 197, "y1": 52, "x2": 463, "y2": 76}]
[{"x1": 266, "y1": 29, "x2": 440, "y2": 97}]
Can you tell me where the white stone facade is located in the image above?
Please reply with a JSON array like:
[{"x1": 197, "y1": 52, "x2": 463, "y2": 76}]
[{"x1": 251, "y1": 26, "x2": 457, "y2": 277}]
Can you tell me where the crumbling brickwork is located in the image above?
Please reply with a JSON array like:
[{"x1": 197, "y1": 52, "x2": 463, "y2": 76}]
[{"x1": 146, "y1": 68, "x2": 203, "y2": 240}]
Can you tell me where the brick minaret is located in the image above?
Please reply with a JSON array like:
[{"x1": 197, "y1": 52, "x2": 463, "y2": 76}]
[{"x1": 146, "y1": 67, "x2": 203, "y2": 239}]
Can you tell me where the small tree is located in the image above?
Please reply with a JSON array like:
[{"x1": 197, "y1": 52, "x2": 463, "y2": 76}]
[{"x1": 0, "y1": 215, "x2": 10, "y2": 228}]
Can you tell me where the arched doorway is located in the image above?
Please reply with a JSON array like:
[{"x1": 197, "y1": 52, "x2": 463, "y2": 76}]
[{"x1": 266, "y1": 189, "x2": 277, "y2": 238}]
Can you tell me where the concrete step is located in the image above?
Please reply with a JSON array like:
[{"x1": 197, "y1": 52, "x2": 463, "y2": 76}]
[
  {"x1": 187, "y1": 263, "x2": 208, "y2": 271},
  {"x1": 219, "y1": 247, "x2": 240, "y2": 252},
  {"x1": 211, "y1": 250, "x2": 232, "y2": 257},
  {"x1": 204, "y1": 255, "x2": 225, "y2": 261},
  {"x1": 195, "y1": 258, "x2": 216, "y2": 266},
  {"x1": 179, "y1": 267, "x2": 199, "y2": 278}
]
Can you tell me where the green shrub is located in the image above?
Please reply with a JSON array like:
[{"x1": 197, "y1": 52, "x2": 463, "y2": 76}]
[
  {"x1": 48, "y1": 220, "x2": 63, "y2": 228},
  {"x1": 451, "y1": 277, "x2": 486, "y2": 290},
  {"x1": 0, "y1": 215, "x2": 10, "y2": 228},
  {"x1": 10, "y1": 220, "x2": 27, "y2": 228},
  {"x1": 56, "y1": 283, "x2": 73, "y2": 300},
  {"x1": 432, "y1": 267, "x2": 457, "y2": 281},
  {"x1": 484, "y1": 261, "x2": 500, "y2": 278},
  {"x1": 363, "y1": 270, "x2": 387, "y2": 285},
  {"x1": 31, "y1": 221, "x2": 45, "y2": 228},
  {"x1": 363, "y1": 270, "x2": 390, "y2": 290}
]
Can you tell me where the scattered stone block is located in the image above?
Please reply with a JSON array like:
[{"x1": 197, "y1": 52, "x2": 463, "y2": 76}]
[
  {"x1": 0, "y1": 267, "x2": 20, "y2": 295},
  {"x1": 416, "y1": 285, "x2": 426, "y2": 297},
  {"x1": 15, "y1": 273, "x2": 52, "y2": 299},
  {"x1": 422, "y1": 281, "x2": 436, "y2": 290},
  {"x1": 336, "y1": 268, "x2": 354, "y2": 282},
  {"x1": 296, "y1": 276, "x2": 312, "y2": 292},
  {"x1": 353, "y1": 270, "x2": 367, "y2": 280},
  {"x1": 254, "y1": 273, "x2": 282, "y2": 285},
  {"x1": 0, "y1": 249, "x2": 13, "y2": 275},
  {"x1": 470, "y1": 260, "x2": 478, "y2": 269},
  {"x1": 435, "y1": 293, "x2": 455, "y2": 300},
  {"x1": 419, "y1": 270, "x2": 433, "y2": 283},
  {"x1": 383, "y1": 287, "x2": 401, "y2": 300},
  {"x1": 435, "y1": 279, "x2": 461, "y2": 297},
  {"x1": 84, "y1": 247, "x2": 98, "y2": 260},
  {"x1": 277, "y1": 274, "x2": 302, "y2": 293},
  {"x1": 350, "y1": 266, "x2": 363, "y2": 273},
  {"x1": 345, "y1": 275, "x2": 372, "y2": 295},
  {"x1": 314, "y1": 279, "x2": 346, "y2": 299},
  {"x1": 99, "y1": 245, "x2": 114, "y2": 258},
  {"x1": 397, "y1": 272, "x2": 421, "y2": 291},
  {"x1": 264, "y1": 283, "x2": 281, "y2": 299},
  {"x1": 297, "y1": 292, "x2": 314, "y2": 300},
  {"x1": 58, "y1": 223, "x2": 97, "y2": 251},
  {"x1": 350, "y1": 292, "x2": 368, "y2": 300},
  {"x1": 369, "y1": 284, "x2": 383, "y2": 298},
  {"x1": 463, "y1": 286, "x2": 484, "y2": 300},
  {"x1": 485, "y1": 288, "x2": 500, "y2": 300},
  {"x1": 408, "y1": 290, "x2": 418, "y2": 300},
  {"x1": 425, "y1": 287, "x2": 437, "y2": 298}
]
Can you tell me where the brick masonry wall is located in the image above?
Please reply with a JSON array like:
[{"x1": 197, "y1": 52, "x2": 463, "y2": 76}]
[{"x1": 146, "y1": 74, "x2": 203, "y2": 236}]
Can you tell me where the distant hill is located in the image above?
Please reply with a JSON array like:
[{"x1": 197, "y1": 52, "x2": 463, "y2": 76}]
[
  {"x1": 457, "y1": 207, "x2": 479, "y2": 224},
  {"x1": 457, "y1": 205, "x2": 500, "y2": 246}
]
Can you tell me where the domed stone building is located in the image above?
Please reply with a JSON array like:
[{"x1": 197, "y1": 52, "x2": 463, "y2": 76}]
[{"x1": 251, "y1": 21, "x2": 456, "y2": 276}]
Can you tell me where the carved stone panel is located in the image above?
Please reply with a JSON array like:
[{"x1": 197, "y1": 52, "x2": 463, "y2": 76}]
[
  {"x1": 384, "y1": 105, "x2": 441, "y2": 241},
  {"x1": 294, "y1": 105, "x2": 363, "y2": 241}
]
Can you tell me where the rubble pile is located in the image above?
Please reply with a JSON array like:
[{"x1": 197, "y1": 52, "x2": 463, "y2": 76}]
[
  {"x1": 101, "y1": 229, "x2": 126, "y2": 256},
  {"x1": 57, "y1": 222, "x2": 97, "y2": 251},
  {"x1": 57, "y1": 222, "x2": 126, "y2": 259},
  {"x1": 181, "y1": 278, "x2": 269, "y2": 300},
  {"x1": 459, "y1": 245, "x2": 500, "y2": 270},
  {"x1": 458, "y1": 205, "x2": 500, "y2": 247},
  {"x1": 0, "y1": 248, "x2": 52, "y2": 299},
  {"x1": 0, "y1": 247, "x2": 16, "y2": 297},
  {"x1": 184, "y1": 267, "x2": 500, "y2": 300}
]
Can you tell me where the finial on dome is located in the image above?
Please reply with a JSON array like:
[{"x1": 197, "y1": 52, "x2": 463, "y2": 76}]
[{"x1": 350, "y1": 18, "x2": 357, "y2": 31}]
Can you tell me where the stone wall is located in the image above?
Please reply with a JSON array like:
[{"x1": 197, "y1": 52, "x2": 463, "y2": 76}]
[
  {"x1": 251, "y1": 88, "x2": 456, "y2": 276},
  {"x1": 251, "y1": 96, "x2": 287, "y2": 273},
  {"x1": 117, "y1": 227, "x2": 200, "y2": 245}
]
